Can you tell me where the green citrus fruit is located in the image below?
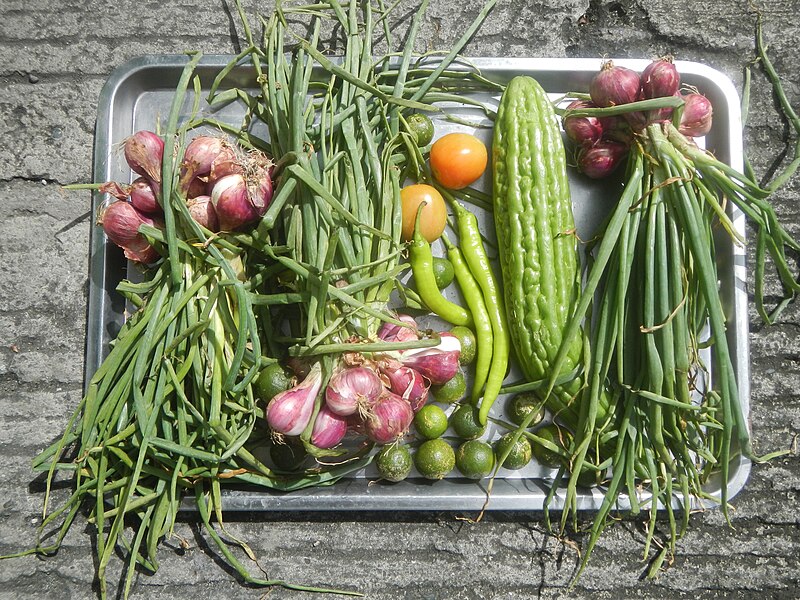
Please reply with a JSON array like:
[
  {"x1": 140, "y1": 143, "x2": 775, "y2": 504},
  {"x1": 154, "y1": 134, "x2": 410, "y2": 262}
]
[
  {"x1": 414, "y1": 438, "x2": 455, "y2": 480},
  {"x1": 431, "y1": 256, "x2": 455, "y2": 289},
  {"x1": 376, "y1": 444, "x2": 413, "y2": 482},
  {"x1": 530, "y1": 424, "x2": 571, "y2": 469},
  {"x1": 506, "y1": 392, "x2": 546, "y2": 427},
  {"x1": 414, "y1": 404, "x2": 449, "y2": 440},
  {"x1": 406, "y1": 113, "x2": 435, "y2": 147},
  {"x1": 270, "y1": 442, "x2": 306, "y2": 471},
  {"x1": 449, "y1": 403, "x2": 486, "y2": 440},
  {"x1": 455, "y1": 440, "x2": 495, "y2": 479},
  {"x1": 431, "y1": 370, "x2": 466, "y2": 404},
  {"x1": 254, "y1": 363, "x2": 293, "y2": 402},
  {"x1": 449, "y1": 326, "x2": 477, "y2": 365},
  {"x1": 495, "y1": 433, "x2": 532, "y2": 470}
]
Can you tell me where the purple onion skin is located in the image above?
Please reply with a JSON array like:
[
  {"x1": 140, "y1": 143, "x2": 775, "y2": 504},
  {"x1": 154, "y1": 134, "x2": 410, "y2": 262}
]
[
  {"x1": 210, "y1": 174, "x2": 260, "y2": 231},
  {"x1": 364, "y1": 392, "x2": 414, "y2": 445},
  {"x1": 562, "y1": 100, "x2": 603, "y2": 146},
  {"x1": 129, "y1": 177, "x2": 161, "y2": 214},
  {"x1": 377, "y1": 315, "x2": 419, "y2": 343},
  {"x1": 98, "y1": 181, "x2": 129, "y2": 201},
  {"x1": 577, "y1": 141, "x2": 629, "y2": 179},
  {"x1": 590, "y1": 62, "x2": 641, "y2": 108},
  {"x1": 266, "y1": 363, "x2": 322, "y2": 437},
  {"x1": 383, "y1": 365, "x2": 430, "y2": 413},
  {"x1": 186, "y1": 195, "x2": 219, "y2": 232},
  {"x1": 310, "y1": 405, "x2": 349, "y2": 449},
  {"x1": 679, "y1": 93, "x2": 713, "y2": 137},
  {"x1": 124, "y1": 131, "x2": 164, "y2": 184},
  {"x1": 641, "y1": 58, "x2": 680, "y2": 100},
  {"x1": 325, "y1": 366, "x2": 384, "y2": 417},
  {"x1": 598, "y1": 115, "x2": 633, "y2": 145},
  {"x1": 99, "y1": 200, "x2": 160, "y2": 264}
]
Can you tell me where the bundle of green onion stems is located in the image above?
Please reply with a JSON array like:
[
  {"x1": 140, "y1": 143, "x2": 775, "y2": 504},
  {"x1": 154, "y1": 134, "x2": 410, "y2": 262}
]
[
  {"x1": 528, "y1": 33, "x2": 800, "y2": 578},
  {"x1": 19, "y1": 0, "x2": 503, "y2": 597}
]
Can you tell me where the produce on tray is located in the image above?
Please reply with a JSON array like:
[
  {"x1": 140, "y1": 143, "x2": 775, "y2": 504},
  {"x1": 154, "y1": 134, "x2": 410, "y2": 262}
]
[{"x1": 4, "y1": 0, "x2": 800, "y2": 597}]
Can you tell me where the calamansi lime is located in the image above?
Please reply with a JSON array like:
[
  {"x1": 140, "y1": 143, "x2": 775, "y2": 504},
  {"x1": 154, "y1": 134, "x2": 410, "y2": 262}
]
[
  {"x1": 414, "y1": 438, "x2": 455, "y2": 480},
  {"x1": 455, "y1": 440, "x2": 495, "y2": 479},
  {"x1": 254, "y1": 363, "x2": 293, "y2": 402},
  {"x1": 506, "y1": 392, "x2": 546, "y2": 427},
  {"x1": 406, "y1": 113, "x2": 435, "y2": 147},
  {"x1": 376, "y1": 444, "x2": 413, "y2": 482},
  {"x1": 431, "y1": 370, "x2": 466, "y2": 404},
  {"x1": 495, "y1": 433, "x2": 532, "y2": 470},
  {"x1": 414, "y1": 404, "x2": 449, "y2": 440},
  {"x1": 449, "y1": 326, "x2": 477, "y2": 365},
  {"x1": 449, "y1": 404, "x2": 486, "y2": 440},
  {"x1": 431, "y1": 256, "x2": 455, "y2": 289}
]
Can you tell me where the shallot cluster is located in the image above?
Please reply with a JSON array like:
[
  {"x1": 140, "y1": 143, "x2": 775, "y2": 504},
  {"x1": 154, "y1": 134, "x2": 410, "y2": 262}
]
[
  {"x1": 97, "y1": 131, "x2": 274, "y2": 263},
  {"x1": 563, "y1": 57, "x2": 713, "y2": 179},
  {"x1": 264, "y1": 315, "x2": 461, "y2": 451}
]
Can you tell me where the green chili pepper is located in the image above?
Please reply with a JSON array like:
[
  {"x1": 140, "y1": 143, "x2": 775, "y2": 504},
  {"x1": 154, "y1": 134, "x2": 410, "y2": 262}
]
[
  {"x1": 452, "y1": 204, "x2": 510, "y2": 425},
  {"x1": 442, "y1": 234, "x2": 493, "y2": 403},
  {"x1": 409, "y1": 204, "x2": 473, "y2": 327}
]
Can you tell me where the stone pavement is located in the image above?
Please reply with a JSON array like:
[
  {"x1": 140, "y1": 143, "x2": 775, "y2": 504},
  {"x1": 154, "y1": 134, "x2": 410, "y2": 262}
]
[{"x1": 0, "y1": 0, "x2": 798, "y2": 598}]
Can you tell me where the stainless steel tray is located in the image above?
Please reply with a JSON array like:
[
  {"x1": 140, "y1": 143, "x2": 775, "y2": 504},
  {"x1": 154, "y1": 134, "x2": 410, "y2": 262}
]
[{"x1": 89, "y1": 55, "x2": 751, "y2": 511}]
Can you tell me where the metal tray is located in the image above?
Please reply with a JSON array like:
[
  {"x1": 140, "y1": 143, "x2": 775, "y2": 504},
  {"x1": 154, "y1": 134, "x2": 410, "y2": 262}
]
[{"x1": 89, "y1": 55, "x2": 751, "y2": 511}]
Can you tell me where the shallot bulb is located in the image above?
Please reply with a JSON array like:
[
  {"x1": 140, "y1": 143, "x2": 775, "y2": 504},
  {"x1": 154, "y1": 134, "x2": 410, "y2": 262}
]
[
  {"x1": 590, "y1": 61, "x2": 641, "y2": 108},
  {"x1": 641, "y1": 57, "x2": 680, "y2": 99},
  {"x1": 186, "y1": 176, "x2": 208, "y2": 199},
  {"x1": 186, "y1": 195, "x2": 219, "y2": 232},
  {"x1": 364, "y1": 392, "x2": 414, "y2": 444},
  {"x1": 181, "y1": 136, "x2": 232, "y2": 179},
  {"x1": 679, "y1": 93, "x2": 713, "y2": 137},
  {"x1": 210, "y1": 174, "x2": 261, "y2": 231},
  {"x1": 325, "y1": 366, "x2": 384, "y2": 416},
  {"x1": 124, "y1": 131, "x2": 164, "y2": 184},
  {"x1": 576, "y1": 140, "x2": 629, "y2": 179},
  {"x1": 98, "y1": 200, "x2": 161, "y2": 264},
  {"x1": 266, "y1": 362, "x2": 322, "y2": 436},
  {"x1": 562, "y1": 100, "x2": 604, "y2": 146},
  {"x1": 98, "y1": 181, "x2": 129, "y2": 201},
  {"x1": 129, "y1": 177, "x2": 161, "y2": 214},
  {"x1": 377, "y1": 314, "x2": 419, "y2": 344},
  {"x1": 382, "y1": 365, "x2": 430, "y2": 412},
  {"x1": 310, "y1": 405, "x2": 349, "y2": 449},
  {"x1": 398, "y1": 332, "x2": 461, "y2": 385}
]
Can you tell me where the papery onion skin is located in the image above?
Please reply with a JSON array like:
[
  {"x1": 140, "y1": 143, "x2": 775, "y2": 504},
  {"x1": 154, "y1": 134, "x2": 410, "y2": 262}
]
[
  {"x1": 364, "y1": 392, "x2": 414, "y2": 445},
  {"x1": 210, "y1": 174, "x2": 260, "y2": 231},
  {"x1": 398, "y1": 332, "x2": 461, "y2": 385},
  {"x1": 679, "y1": 93, "x2": 713, "y2": 137},
  {"x1": 377, "y1": 314, "x2": 419, "y2": 343},
  {"x1": 562, "y1": 100, "x2": 603, "y2": 146},
  {"x1": 266, "y1": 363, "x2": 322, "y2": 437},
  {"x1": 383, "y1": 365, "x2": 430, "y2": 413},
  {"x1": 186, "y1": 195, "x2": 219, "y2": 232},
  {"x1": 576, "y1": 140, "x2": 629, "y2": 179},
  {"x1": 124, "y1": 131, "x2": 164, "y2": 184},
  {"x1": 325, "y1": 366, "x2": 384, "y2": 416},
  {"x1": 98, "y1": 200, "x2": 160, "y2": 264},
  {"x1": 641, "y1": 58, "x2": 680, "y2": 100},
  {"x1": 129, "y1": 177, "x2": 161, "y2": 214},
  {"x1": 590, "y1": 61, "x2": 641, "y2": 109},
  {"x1": 310, "y1": 405, "x2": 349, "y2": 449}
]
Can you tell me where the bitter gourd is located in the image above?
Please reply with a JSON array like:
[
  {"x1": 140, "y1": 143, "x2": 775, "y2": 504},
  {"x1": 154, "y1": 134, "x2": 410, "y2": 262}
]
[{"x1": 492, "y1": 75, "x2": 599, "y2": 428}]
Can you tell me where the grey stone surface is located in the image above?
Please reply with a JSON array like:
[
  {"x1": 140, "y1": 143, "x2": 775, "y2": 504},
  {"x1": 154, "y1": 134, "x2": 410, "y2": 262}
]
[{"x1": 1, "y1": 0, "x2": 799, "y2": 598}]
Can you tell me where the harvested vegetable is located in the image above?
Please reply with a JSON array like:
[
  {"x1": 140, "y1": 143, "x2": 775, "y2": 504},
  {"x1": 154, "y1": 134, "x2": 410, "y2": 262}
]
[{"x1": 430, "y1": 132, "x2": 488, "y2": 189}]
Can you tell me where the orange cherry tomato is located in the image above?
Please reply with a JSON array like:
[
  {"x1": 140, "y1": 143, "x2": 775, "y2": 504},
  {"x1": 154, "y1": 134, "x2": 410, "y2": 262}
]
[
  {"x1": 400, "y1": 184, "x2": 447, "y2": 243},
  {"x1": 429, "y1": 132, "x2": 488, "y2": 190}
]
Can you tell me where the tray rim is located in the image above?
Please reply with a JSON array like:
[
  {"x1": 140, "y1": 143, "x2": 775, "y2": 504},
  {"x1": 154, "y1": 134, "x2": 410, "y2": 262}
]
[{"x1": 88, "y1": 54, "x2": 752, "y2": 512}]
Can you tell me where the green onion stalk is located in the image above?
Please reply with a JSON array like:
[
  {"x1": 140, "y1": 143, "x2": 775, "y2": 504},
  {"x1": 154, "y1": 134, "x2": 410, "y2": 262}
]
[
  {"x1": 4, "y1": 0, "x2": 503, "y2": 596},
  {"x1": 542, "y1": 38, "x2": 800, "y2": 583}
]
